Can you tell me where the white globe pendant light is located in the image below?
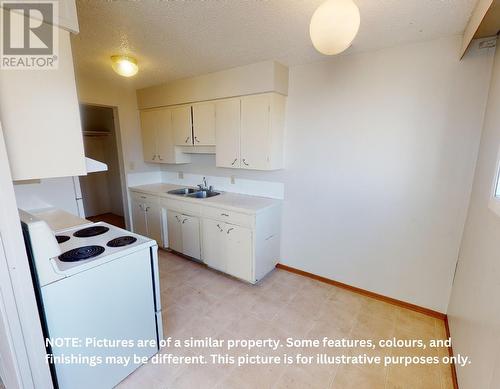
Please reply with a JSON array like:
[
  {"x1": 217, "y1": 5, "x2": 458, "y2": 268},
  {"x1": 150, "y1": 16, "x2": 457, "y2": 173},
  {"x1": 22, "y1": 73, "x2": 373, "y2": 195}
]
[{"x1": 309, "y1": 0, "x2": 360, "y2": 55}]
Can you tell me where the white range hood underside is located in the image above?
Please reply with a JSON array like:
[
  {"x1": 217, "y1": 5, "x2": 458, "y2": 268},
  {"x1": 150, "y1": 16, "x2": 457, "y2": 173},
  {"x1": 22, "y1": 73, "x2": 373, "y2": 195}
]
[{"x1": 85, "y1": 157, "x2": 108, "y2": 173}]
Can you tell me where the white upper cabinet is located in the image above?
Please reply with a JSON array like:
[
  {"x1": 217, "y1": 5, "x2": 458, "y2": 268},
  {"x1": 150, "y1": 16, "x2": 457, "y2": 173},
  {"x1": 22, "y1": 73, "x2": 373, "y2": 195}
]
[
  {"x1": 216, "y1": 93, "x2": 285, "y2": 171},
  {"x1": 140, "y1": 110, "x2": 158, "y2": 163},
  {"x1": 192, "y1": 102, "x2": 216, "y2": 145},
  {"x1": 139, "y1": 93, "x2": 285, "y2": 170},
  {"x1": 156, "y1": 108, "x2": 175, "y2": 162},
  {"x1": 0, "y1": 29, "x2": 86, "y2": 181},
  {"x1": 139, "y1": 108, "x2": 190, "y2": 164},
  {"x1": 215, "y1": 99, "x2": 241, "y2": 168},
  {"x1": 240, "y1": 94, "x2": 271, "y2": 170},
  {"x1": 172, "y1": 106, "x2": 193, "y2": 146}
]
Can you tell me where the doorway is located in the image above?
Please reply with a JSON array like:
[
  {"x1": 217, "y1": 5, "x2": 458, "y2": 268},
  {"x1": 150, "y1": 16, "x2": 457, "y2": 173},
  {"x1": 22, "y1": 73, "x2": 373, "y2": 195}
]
[{"x1": 79, "y1": 104, "x2": 126, "y2": 228}]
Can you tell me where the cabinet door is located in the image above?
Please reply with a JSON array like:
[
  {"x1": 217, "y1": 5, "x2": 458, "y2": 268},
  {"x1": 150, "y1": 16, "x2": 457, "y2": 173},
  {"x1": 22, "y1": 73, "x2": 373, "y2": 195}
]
[
  {"x1": 140, "y1": 110, "x2": 158, "y2": 163},
  {"x1": 215, "y1": 99, "x2": 240, "y2": 168},
  {"x1": 144, "y1": 202, "x2": 163, "y2": 247},
  {"x1": 0, "y1": 30, "x2": 87, "y2": 180},
  {"x1": 180, "y1": 215, "x2": 201, "y2": 260},
  {"x1": 226, "y1": 225, "x2": 253, "y2": 282},
  {"x1": 240, "y1": 95, "x2": 270, "y2": 170},
  {"x1": 166, "y1": 210, "x2": 183, "y2": 253},
  {"x1": 192, "y1": 102, "x2": 216, "y2": 145},
  {"x1": 201, "y1": 219, "x2": 226, "y2": 271},
  {"x1": 155, "y1": 108, "x2": 174, "y2": 163},
  {"x1": 131, "y1": 200, "x2": 148, "y2": 237},
  {"x1": 172, "y1": 106, "x2": 193, "y2": 146}
]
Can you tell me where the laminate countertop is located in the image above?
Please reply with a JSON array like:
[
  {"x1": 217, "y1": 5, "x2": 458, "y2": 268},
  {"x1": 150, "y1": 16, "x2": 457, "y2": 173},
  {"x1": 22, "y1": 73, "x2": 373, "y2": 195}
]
[{"x1": 129, "y1": 183, "x2": 282, "y2": 214}]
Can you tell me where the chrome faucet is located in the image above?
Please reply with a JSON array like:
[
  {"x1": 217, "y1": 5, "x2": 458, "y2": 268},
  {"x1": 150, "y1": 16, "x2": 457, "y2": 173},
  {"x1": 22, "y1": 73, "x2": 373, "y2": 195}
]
[{"x1": 198, "y1": 177, "x2": 209, "y2": 191}]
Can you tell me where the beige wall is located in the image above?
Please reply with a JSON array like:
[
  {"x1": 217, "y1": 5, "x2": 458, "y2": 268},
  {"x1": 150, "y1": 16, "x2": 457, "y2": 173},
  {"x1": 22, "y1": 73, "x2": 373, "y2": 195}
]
[
  {"x1": 160, "y1": 36, "x2": 494, "y2": 312},
  {"x1": 447, "y1": 41, "x2": 500, "y2": 388}
]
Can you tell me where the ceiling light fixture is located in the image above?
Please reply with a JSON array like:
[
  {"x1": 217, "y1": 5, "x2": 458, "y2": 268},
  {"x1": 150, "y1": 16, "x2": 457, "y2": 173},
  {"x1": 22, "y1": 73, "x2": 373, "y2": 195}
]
[
  {"x1": 309, "y1": 0, "x2": 360, "y2": 55},
  {"x1": 111, "y1": 55, "x2": 138, "y2": 77}
]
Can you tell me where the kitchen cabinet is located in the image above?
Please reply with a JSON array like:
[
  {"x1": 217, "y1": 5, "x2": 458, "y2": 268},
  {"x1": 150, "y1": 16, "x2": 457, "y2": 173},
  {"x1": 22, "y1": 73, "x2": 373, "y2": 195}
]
[
  {"x1": 131, "y1": 187, "x2": 282, "y2": 283},
  {"x1": 131, "y1": 192, "x2": 163, "y2": 246},
  {"x1": 131, "y1": 198, "x2": 148, "y2": 237},
  {"x1": 192, "y1": 102, "x2": 216, "y2": 145},
  {"x1": 140, "y1": 110, "x2": 158, "y2": 163},
  {"x1": 225, "y1": 225, "x2": 253, "y2": 281},
  {"x1": 202, "y1": 220, "x2": 252, "y2": 281},
  {"x1": 166, "y1": 210, "x2": 201, "y2": 260},
  {"x1": 202, "y1": 218, "x2": 227, "y2": 272},
  {"x1": 139, "y1": 93, "x2": 285, "y2": 169},
  {"x1": 140, "y1": 108, "x2": 190, "y2": 164},
  {"x1": 215, "y1": 99, "x2": 241, "y2": 168},
  {"x1": 215, "y1": 93, "x2": 285, "y2": 170},
  {"x1": 172, "y1": 106, "x2": 193, "y2": 146},
  {"x1": 0, "y1": 28, "x2": 87, "y2": 180},
  {"x1": 166, "y1": 211, "x2": 183, "y2": 253}
]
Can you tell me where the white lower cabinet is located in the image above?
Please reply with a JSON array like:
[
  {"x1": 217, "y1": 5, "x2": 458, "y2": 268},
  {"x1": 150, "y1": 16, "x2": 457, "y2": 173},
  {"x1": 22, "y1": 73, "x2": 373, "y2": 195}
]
[
  {"x1": 224, "y1": 224, "x2": 253, "y2": 282},
  {"x1": 167, "y1": 210, "x2": 201, "y2": 260},
  {"x1": 202, "y1": 220, "x2": 252, "y2": 281},
  {"x1": 131, "y1": 198, "x2": 148, "y2": 237},
  {"x1": 202, "y1": 218, "x2": 227, "y2": 272},
  {"x1": 131, "y1": 189, "x2": 281, "y2": 283},
  {"x1": 131, "y1": 193, "x2": 163, "y2": 246}
]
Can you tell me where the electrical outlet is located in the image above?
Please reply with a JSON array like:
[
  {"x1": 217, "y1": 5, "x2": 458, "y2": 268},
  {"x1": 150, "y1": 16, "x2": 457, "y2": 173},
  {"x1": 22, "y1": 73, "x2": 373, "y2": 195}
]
[
  {"x1": 178, "y1": 172, "x2": 184, "y2": 179},
  {"x1": 230, "y1": 175, "x2": 236, "y2": 184}
]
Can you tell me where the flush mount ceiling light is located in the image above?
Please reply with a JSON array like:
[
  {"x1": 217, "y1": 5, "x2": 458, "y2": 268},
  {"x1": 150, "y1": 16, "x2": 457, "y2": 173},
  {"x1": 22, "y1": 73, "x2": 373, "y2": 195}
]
[
  {"x1": 111, "y1": 55, "x2": 138, "y2": 77},
  {"x1": 309, "y1": 0, "x2": 360, "y2": 55}
]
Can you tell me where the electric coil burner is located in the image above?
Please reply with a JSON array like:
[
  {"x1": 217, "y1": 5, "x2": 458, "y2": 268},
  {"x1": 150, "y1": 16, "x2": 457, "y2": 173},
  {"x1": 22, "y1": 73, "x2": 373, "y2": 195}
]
[
  {"x1": 73, "y1": 226, "x2": 110, "y2": 238},
  {"x1": 55, "y1": 235, "x2": 70, "y2": 244},
  {"x1": 59, "y1": 245, "x2": 105, "y2": 262},
  {"x1": 107, "y1": 236, "x2": 138, "y2": 248}
]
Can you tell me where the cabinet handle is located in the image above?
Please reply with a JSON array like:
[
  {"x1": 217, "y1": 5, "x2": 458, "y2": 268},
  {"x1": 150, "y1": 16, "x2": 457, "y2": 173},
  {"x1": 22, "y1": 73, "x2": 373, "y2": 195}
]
[
  {"x1": 242, "y1": 158, "x2": 249, "y2": 166},
  {"x1": 185, "y1": 136, "x2": 191, "y2": 143},
  {"x1": 226, "y1": 227, "x2": 234, "y2": 234},
  {"x1": 216, "y1": 224, "x2": 223, "y2": 232},
  {"x1": 220, "y1": 213, "x2": 229, "y2": 217},
  {"x1": 195, "y1": 136, "x2": 200, "y2": 143},
  {"x1": 182, "y1": 218, "x2": 188, "y2": 224},
  {"x1": 145, "y1": 206, "x2": 150, "y2": 212},
  {"x1": 231, "y1": 158, "x2": 237, "y2": 166}
]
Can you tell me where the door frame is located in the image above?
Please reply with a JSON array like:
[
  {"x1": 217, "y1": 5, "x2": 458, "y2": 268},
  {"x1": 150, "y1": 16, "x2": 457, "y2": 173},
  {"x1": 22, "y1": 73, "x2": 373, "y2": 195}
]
[{"x1": 79, "y1": 102, "x2": 130, "y2": 228}]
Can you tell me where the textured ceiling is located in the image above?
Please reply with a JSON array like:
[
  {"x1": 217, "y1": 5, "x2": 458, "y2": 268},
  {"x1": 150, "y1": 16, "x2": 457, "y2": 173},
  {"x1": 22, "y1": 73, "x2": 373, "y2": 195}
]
[{"x1": 71, "y1": 0, "x2": 478, "y2": 88}]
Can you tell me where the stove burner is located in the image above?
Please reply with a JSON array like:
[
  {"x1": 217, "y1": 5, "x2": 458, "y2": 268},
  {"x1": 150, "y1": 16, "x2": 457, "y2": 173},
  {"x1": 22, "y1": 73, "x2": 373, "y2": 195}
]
[
  {"x1": 73, "y1": 226, "x2": 109, "y2": 238},
  {"x1": 58, "y1": 245, "x2": 105, "y2": 262},
  {"x1": 55, "y1": 235, "x2": 70, "y2": 244},
  {"x1": 107, "y1": 236, "x2": 137, "y2": 247}
]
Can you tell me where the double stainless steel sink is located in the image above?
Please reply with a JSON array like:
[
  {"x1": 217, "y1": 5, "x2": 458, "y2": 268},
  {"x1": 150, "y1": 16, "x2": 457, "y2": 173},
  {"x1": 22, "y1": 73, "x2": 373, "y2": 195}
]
[{"x1": 167, "y1": 187, "x2": 220, "y2": 198}]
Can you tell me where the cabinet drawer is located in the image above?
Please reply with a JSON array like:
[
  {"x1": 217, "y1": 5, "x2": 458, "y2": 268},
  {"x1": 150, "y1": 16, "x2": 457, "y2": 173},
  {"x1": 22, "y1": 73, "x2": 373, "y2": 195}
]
[
  {"x1": 202, "y1": 206, "x2": 254, "y2": 227},
  {"x1": 130, "y1": 191, "x2": 159, "y2": 204},
  {"x1": 162, "y1": 198, "x2": 202, "y2": 216}
]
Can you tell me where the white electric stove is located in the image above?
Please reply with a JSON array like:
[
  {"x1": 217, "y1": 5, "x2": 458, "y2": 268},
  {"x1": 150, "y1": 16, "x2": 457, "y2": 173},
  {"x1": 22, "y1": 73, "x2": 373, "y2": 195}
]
[{"x1": 20, "y1": 210, "x2": 163, "y2": 389}]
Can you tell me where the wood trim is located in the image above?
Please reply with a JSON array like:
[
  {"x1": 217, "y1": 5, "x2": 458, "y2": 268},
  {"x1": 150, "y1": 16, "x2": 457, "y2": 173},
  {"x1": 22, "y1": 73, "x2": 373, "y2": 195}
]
[
  {"x1": 444, "y1": 317, "x2": 460, "y2": 389},
  {"x1": 275, "y1": 263, "x2": 446, "y2": 320}
]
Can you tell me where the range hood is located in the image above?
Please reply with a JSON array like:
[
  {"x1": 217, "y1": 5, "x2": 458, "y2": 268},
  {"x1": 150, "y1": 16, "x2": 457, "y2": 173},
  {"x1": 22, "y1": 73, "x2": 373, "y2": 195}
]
[{"x1": 85, "y1": 157, "x2": 108, "y2": 173}]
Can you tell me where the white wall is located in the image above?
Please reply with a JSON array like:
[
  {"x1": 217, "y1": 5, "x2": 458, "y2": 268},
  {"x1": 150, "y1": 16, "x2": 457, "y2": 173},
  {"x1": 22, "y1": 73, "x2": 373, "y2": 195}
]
[
  {"x1": 160, "y1": 36, "x2": 494, "y2": 312},
  {"x1": 14, "y1": 177, "x2": 79, "y2": 215},
  {"x1": 75, "y1": 71, "x2": 160, "y2": 227},
  {"x1": 447, "y1": 41, "x2": 500, "y2": 388}
]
